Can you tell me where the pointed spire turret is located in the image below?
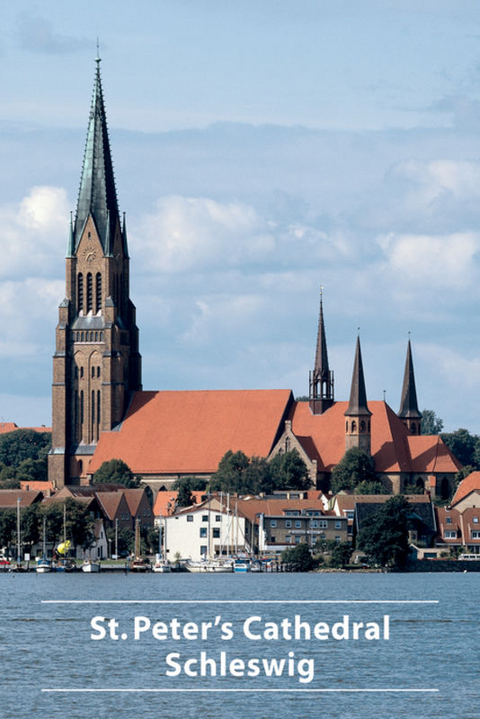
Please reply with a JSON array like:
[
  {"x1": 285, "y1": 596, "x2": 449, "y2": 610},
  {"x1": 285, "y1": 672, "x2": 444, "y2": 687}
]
[
  {"x1": 344, "y1": 336, "x2": 371, "y2": 454},
  {"x1": 398, "y1": 338, "x2": 422, "y2": 434},
  {"x1": 309, "y1": 288, "x2": 334, "y2": 414},
  {"x1": 72, "y1": 56, "x2": 120, "y2": 255}
]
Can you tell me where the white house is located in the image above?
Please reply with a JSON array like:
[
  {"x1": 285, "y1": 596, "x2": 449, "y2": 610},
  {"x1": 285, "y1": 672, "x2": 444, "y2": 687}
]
[{"x1": 164, "y1": 499, "x2": 249, "y2": 561}]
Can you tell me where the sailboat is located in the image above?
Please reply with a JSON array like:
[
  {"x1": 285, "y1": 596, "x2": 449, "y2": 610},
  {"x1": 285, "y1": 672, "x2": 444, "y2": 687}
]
[
  {"x1": 55, "y1": 504, "x2": 76, "y2": 572},
  {"x1": 152, "y1": 516, "x2": 171, "y2": 573},
  {"x1": 82, "y1": 550, "x2": 100, "y2": 573},
  {"x1": 36, "y1": 516, "x2": 52, "y2": 573},
  {"x1": 130, "y1": 519, "x2": 149, "y2": 571},
  {"x1": 186, "y1": 496, "x2": 233, "y2": 573},
  {"x1": 10, "y1": 497, "x2": 27, "y2": 572}
]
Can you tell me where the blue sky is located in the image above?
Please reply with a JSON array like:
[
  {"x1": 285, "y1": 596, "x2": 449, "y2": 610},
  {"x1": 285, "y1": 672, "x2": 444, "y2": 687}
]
[{"x1": 1, "y1": 1, "x2": 480, "y2": 433}]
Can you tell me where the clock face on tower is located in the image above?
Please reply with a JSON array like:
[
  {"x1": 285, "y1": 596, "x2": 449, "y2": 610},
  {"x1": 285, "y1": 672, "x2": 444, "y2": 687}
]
[{"x1": 82, "y1": 246, "x2": 97, "y2": 262}]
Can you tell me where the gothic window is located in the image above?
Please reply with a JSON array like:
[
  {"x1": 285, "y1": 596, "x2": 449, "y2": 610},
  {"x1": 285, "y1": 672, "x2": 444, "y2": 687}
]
[
  {"x1": 91, "y1": 366, "x2": 95, "y2": 378},
  {"x1": 360, "y1": 420, "x2": 366, "y2": 432},
  {"x1": 96, "y1": 273, "x2": 102, "y2": 313},
  {"x1": 351, "y1": 421, "x2": 357, "y2": 433},
  {"x1": 91, "y1": 390, "x2": 95, "y2": 427},
  {"x1": 78, "y1": 274, "x2": 84, "y2": 312},
  {"x1": 80, "y1": 390, "x2": 84, "y2": 426},
  {"x1": 97, "y1": 390, "x2": 101, "y2": 427},
  {"x1": 86, "y1": 273, "x2": 93, "y2": 313},
  {"x1": 80, "y1": 366, "x2": 84, "y2": 378},
  {"x1": 97, "y1": 367, "x2": 100, "y2": 378}
]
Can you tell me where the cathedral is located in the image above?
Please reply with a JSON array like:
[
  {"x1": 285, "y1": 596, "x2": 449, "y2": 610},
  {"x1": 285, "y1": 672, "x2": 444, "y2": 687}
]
[{"x1": 48, "y1": 61, "x2": 461, "y2": 497}]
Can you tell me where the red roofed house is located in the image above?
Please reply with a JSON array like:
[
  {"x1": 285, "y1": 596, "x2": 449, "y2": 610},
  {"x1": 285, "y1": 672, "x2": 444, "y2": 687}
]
[
  {"x1": 47, "y1": 60, "x2": 463, "y2": 499},
  {"x1": 451, "y1": 471, "x2": 480, "y2": 512}
]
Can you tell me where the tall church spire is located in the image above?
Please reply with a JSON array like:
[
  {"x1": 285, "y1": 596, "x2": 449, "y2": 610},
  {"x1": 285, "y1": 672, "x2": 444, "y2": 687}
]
[
  {"x1": 398, "y1": 338, "x2": 422, "y2": 435},
  {"x1": 344, "y1": 336, "x2": 371, "y2": 453},
  {"x1": 49, "y1": 57, "x2": 141, "y2": 489},
  {"x1": 71, "y1": 56, "x2": 121, "y2": 256},
  {"x1": 309, "y1": 288, "x2": 334, "y2": 414}
]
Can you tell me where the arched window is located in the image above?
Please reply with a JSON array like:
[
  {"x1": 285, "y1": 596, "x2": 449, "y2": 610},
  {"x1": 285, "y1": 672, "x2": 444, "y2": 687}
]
[
  {"x1": 80, "y1": 390, "x2": 84, "y2": 427},
  {"x1": 360, "y1": 420, "x2": 366, "y2": 432},
  {"x1": 351, "y1": 421, "x2": 357, "y2": 433},
  {"x1": 97, "y1": 390, "x2": 101, "y2": 428},
  {"x1": 97, "y1": 367, "x2": 100, "y2": 378},
  {"x1": 80, "y1": 366, "x2": 84, "y2": 378},
  {"x1": 78, "y1": 274, "x2": 84, "y2": 312},
  {"x1": 91, "y1": 366, "x2": 95, "y2": 378},
  {"x1": 91, "y1": 390, "x2": 95, "y2": 430},
  {"x1": 96, "y1": 273, "x2": 102, "y2": 313},
  {"x1": 86, "y1": 273, "x2": 93, "y2": 313}
]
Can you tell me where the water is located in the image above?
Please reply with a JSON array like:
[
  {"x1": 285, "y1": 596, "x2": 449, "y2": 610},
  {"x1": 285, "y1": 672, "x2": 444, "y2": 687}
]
[{"x1": 0, "y1": 571, "x2": 478, "y2": 719}]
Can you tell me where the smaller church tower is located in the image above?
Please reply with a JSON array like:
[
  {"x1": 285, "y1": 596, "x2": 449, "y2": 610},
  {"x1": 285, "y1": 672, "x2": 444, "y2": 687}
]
[
  {"x1": 309, "y1": 289, "x2": 334, "y2": 414},
  {"x1": 344, "y1": 336, "x2": 372, "y2": 454},
  {"x1": 398, "y1": 338, "x2": 422, "y2": 435}
]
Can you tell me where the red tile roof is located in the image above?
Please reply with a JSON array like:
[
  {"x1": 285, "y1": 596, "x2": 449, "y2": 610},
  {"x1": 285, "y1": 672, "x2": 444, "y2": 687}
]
[
  {"x1": 452, "y1": 472, "x2": 480, "y2": 506},
  {"x1": 290, "y1": 400, "x2": 461, "y2": 474},
  {"x1": 89, "y1": 389, "x2": 293, "y2": 476},
  {"x1": 0, "y1": 489, "x2": 43, "y2": 507},
  {"x1": 153, "y1": 490, "x2": 206, "y2": 517}
]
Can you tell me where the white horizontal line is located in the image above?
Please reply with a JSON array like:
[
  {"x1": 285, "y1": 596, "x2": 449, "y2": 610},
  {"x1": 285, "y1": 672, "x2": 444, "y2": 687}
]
[
  {"x1": 41, "y1": 688, "x2": 439, "y2": 693},
  {"x1": 41, "y1": 599, "x2": 439, "y2": 604}
]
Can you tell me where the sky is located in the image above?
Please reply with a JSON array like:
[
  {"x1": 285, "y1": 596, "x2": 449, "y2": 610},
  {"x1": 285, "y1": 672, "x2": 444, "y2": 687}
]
[{"x1": 1, "y1": 1, "x2": 480, "y2": 433}]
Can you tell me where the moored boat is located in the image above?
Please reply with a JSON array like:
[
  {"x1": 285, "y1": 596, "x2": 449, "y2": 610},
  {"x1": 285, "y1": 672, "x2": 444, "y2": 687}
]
[
  {"x1": 82, "y1": 559, "x2": 101, "y2": 573},
  {"x1": 186, "y1": 558, "x2": 233, "y2": 573}
]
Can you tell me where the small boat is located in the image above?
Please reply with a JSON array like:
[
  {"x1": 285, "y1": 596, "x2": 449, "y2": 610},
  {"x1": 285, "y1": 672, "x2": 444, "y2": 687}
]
[
  {"x1": 186, "y1": 558, "x2": 233, "y2": 573},
  {"x1": 130, "y1": 519, "x2": 150, "y2": 571},
  {"x1": 82, "y1": 559, "x2": 100, "y2": 573},
  {"x1": 36, "y1": 557, "x2": 52, "y2": 574},
  {"x1": 152, "y1": 518, "x2": 171, "y2": 572},
  {"x1": 36, "y1": 517, "x2": 52, "y2": 573},
  {"x1": 55, "y1": 558, "x2": 76, "y2": 572},
  {"x1": 234, "y1": 558, "x2": 251, "y2": 573}
]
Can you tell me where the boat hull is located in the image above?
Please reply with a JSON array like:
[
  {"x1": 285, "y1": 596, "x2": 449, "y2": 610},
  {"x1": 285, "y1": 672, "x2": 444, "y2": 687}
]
[{"x1": 82, "y1": 561, "x2": 100, "y2": 573}]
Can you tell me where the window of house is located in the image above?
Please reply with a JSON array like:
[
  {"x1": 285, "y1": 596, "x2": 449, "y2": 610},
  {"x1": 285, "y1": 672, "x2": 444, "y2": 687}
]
[
  {"x1": 187, "y1": 516, "x2": 193, "y2": 522},
  {"x1": 473, "y1": 517, "x2": 479, "y2": 524},
  {"x1": 270, "y1": 536, "x2": 276, "y2": 543},
  {"x1": 200, "y1": 528, "x2": 207, "y2": 538},
  {"x1": 319, "y1": 520, "x2": 328, "y2": 529},
  {"x1": 295, "y1": 536, "x2": 301, "y2": 544},
  {"x1": 335, "y1": 521, "x2": 342, "y2": 529},
  {"x1": 446, "y1": 517, "x2": 452, "y2": 524},
  {"x1": 213, "y1": 528, "x2": 220, "y2": 539},
  {"x1": 215, "y1": 515, "x2": 221, "y2": 522},
  {"x1": 270, "y1": 520, "x2": 277, "y2": 528},
  {"x1": 285, "y1": 520, "x2": 291, "y2": 528},
  {"x1": 445, "y1": 530, "x2": 457, "y2": 539},
  {"x1": 200, "y1": 546, "x2": 207, "y2": 556},
  {"x1": 335, "y1": 536, "x2": 341, "y2": 543},
  {"x1": 202, "y1": 515, "x2": 208, "y2": 522},
  {"x1": 471, "y1": 531, "x2": 480, "y2": 539},
  {"x1": 311, "y1": 520, "x2": 318, "y2": 528},
  {"x1": 295, "y1": 520, "x2": 301, "y2": 528}
]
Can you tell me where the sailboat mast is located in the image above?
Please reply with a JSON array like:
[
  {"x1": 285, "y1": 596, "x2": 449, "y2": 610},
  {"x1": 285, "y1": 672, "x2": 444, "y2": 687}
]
[{"x1": 16, "y1": 497, "x2": 21, "y2": 564}]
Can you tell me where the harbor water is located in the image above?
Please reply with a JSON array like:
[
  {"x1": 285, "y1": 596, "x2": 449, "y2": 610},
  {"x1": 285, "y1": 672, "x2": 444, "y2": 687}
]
[{"x1": 0, "y1": 571, "x2": 478, "y2": 719}]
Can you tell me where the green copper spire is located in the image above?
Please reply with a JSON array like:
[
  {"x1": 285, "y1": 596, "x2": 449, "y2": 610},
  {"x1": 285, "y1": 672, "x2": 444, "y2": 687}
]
[{"x1": 72, "y1": 56, "x2": 119, "y2": 255}]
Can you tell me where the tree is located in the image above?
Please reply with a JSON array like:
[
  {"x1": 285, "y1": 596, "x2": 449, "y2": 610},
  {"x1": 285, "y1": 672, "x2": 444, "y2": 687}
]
[
  {"x1": 330, "y1": 542, "x2": 353, "y2": 568},
  {"x1": 269, "y1": 450, "x2": 311, "y2": 491},
  {"x1": 92, "y1": 459, "x2": 140, "y2": 488},
  {"x1": 209, "y1": 450, "x2": 252, "y2": 494},
  {"x1": 176, "y1": 484, "x2": 193, "y2": 508},
  {"x1": 331, "y1": 447, "x2": 377, "y2": 494},
  {"x1": 106, "y1": 526, "x2": 134, "y2": 557},
  {"x1": 173, "y1": 476, "x2": 208, "y2": 492},
  {"x1": 440, "y1": 428, "x2": 479, "y2": 468},
  {"x1": 420, "y1": 409, "x2": 444, "y2": 435},
  {"x1": 357, "y1": 495, "x2": 410, "y2": 569},
  {"x1": 281, "y1": 542, "x2": 315, "y2": 572},
  {"x1": 354, "y1": 480, "x2": 387, "y2": 495},
  {"x1": 0, "y1": 430, "x2": 51, "y2": 467}
]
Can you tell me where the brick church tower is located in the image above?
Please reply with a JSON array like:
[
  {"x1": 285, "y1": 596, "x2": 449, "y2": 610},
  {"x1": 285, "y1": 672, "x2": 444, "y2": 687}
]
[{"x1": 48, "y1": 58, "x2": 142, "y2": 488}]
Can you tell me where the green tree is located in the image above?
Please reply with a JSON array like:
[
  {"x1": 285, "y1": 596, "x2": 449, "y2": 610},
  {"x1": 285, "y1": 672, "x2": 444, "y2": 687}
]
[
  {"x1": 0, "y1": 509, "x2": 17, "y2": 555},
  {"x1": 420, "y1": 409, "x2": 444, "y2": 435},
  {"x1": 209, "y1": 450, "x2": 251, "y2": 494},
  {"x1": 281, "y1": 542, "x2": 315, "y2": 572},
  {"x1": 92, "y1": 459, "x2": 141, "y2": 488},
  {"x1": 354, "y1": 480, "x2": 387, "y2": 495},
  {"x1": 40, "y1": 499, "x2": 94, "y2": 551},
  {"x1": 330, "y1": 542, "x2": 353, "y2": 568},
  {"x1": 269, "y1": 450, "x2": 311, "y2": 491},
  {"x1": 357, "y1": 495, "x2": 410, "y2": 569},
  {"x1": 331, "y1": 448, "x2": 377, "y2": 494},
  {"x1": 440, "y1": 428, "x2": 479, "y2": 468},
  {"x1": 106, "y1": 526, "x2": 134, "y2": 557},
  {"x1": 176, "y1": 484, "x2": 193, "y2": 508},
  {"x1": 0, "y1": 430, "x2": 51, "y2": 467},
  {"x1": 173, "y1": 476, "x2": 208, "y2": 492}
]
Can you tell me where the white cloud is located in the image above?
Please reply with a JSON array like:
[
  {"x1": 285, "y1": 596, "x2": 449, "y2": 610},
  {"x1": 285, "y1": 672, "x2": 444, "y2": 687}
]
[
  {"x1": 0, "y1": 186, "x2": 69, "y2": 279},
  {"x1": 394, "y1": 159, "x2": 480, "y2": 205},
  {"x1": 137, "y1": 195, "x2": 275, "y2": 273},
  {"x1": 378, "y1": 231, "x2": 480, "y2": 290}
]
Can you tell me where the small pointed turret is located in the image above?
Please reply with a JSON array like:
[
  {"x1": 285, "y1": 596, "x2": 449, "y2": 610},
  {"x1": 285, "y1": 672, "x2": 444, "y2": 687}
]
[
  {"x1": 309, "y1": 288, "x2": 334, "y2": 414},
  {"x1": 344, "y1": 336, "x2": 371, "y2": 454},
  {"x1": 398, "y1": 338, "x2": 422, "y2": 434},
  {"x1": 72, "y1": 56, "x2": 120, "y2": 255}
]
